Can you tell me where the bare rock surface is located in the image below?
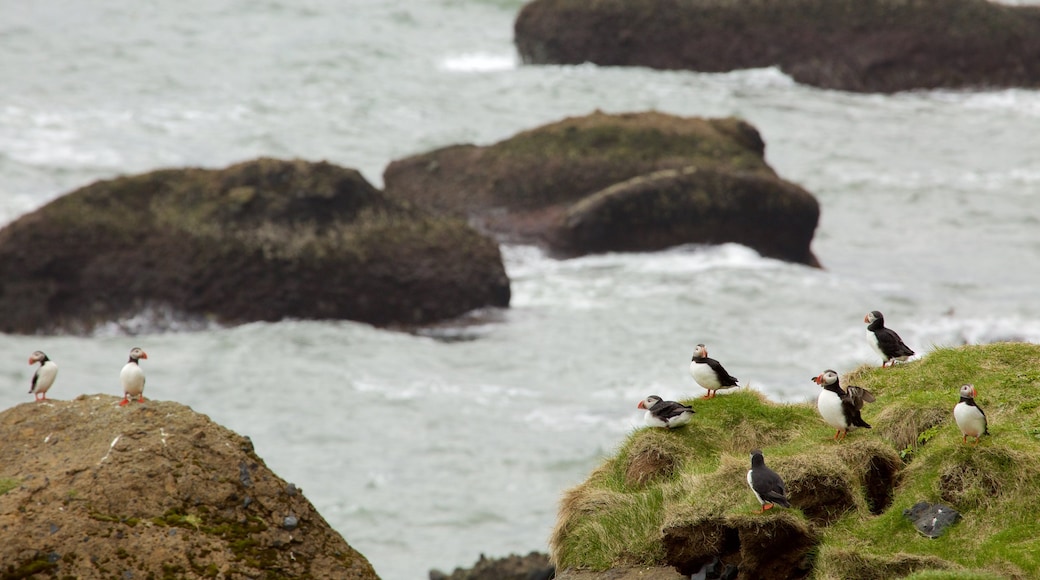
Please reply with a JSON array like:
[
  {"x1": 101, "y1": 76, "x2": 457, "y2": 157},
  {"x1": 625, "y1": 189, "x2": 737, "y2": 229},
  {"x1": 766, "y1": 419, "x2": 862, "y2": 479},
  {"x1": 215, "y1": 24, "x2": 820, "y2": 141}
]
[{"x1": 0, "y1": 395, "x2": 379, "y2": 579}]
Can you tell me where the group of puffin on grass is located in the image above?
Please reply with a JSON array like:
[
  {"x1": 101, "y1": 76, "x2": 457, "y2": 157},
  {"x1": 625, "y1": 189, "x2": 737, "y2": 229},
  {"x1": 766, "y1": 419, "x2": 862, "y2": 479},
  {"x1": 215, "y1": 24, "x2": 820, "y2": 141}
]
[
  {"x1": 636, "y1": 310, "x2": 989, "y2": 513},
  {"x1": 27, "y1": 347, "x2": 149, "y2": 407}
]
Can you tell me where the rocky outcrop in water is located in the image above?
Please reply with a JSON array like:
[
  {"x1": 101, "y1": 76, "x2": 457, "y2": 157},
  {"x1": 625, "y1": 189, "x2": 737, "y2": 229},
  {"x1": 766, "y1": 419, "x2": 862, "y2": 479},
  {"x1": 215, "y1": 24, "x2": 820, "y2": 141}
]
[
  {"x1": 0, "y1": 158, "x2": 510, "y2": 334},
  {"x1": 0, "y1": 395, "x2": 379, "y2": 578},
  {"x1": 514, "y1": 0, "x2": 1040, "y2": 93},
  {"x1": 384, "y1": 111, "x2": 820, "y2": 266},
  {"x1": 429, "y1": 551, "x2": 554, "y2": 580}
]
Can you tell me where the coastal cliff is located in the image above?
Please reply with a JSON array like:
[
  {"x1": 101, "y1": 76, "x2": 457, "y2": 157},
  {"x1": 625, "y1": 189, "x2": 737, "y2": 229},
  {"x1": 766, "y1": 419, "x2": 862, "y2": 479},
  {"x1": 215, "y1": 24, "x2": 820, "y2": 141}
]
[
  {"x1": 550, "y1": 343, "x2": 1040, "y2": 579},
  {"x1": 0, "y1": 395, "x2": 379, "y2": 579}
]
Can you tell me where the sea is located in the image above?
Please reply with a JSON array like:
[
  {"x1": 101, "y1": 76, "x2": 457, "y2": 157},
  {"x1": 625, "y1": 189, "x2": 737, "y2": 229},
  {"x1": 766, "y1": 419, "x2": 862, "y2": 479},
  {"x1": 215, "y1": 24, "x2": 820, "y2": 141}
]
[{"x1": 3, "y1": 1, "x2": 1040, "y2": 578}]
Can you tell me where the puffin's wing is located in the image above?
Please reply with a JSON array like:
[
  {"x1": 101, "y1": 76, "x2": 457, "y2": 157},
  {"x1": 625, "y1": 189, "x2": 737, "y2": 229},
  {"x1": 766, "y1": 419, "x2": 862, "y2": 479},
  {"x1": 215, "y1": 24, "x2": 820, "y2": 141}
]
[
  {"x1": 841, "y1": 398, "x2": 872, "y2": 428},
  {"x1": 30, "y1": 368, "x2": 40, "y2": 392},
  {"x1": 846, "y1": 385, "x2": 875, "y2": 409},
  {"x1": 654, "y1": 400, "x2": 695, "y2": 420},
  {"x1": 877, "y1": 328, "x2": 915, "y2": 357},
  {"x1": 705, "y1": 358, "x2": 739, "y2": 386},
  {"x1": 752, "y1": 467, "x2": 791, "y2": 507}
]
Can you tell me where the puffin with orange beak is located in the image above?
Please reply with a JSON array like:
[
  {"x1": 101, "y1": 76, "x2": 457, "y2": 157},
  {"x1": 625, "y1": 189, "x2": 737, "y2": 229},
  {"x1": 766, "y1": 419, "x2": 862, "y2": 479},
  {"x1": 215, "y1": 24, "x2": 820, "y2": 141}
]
[
  {"x1": 954, "y1": 383, "x2": 988, "y2": 445},
  {"x1": 813, "y1": 370, "x2": 873, "y2": 441},
  {"x1": 637, "y1": 395, "x2": 696, "y2": 429},
  {"x1": 28, "y1": 351, "x2": 58, "y2": 402},
  {"x1": 119, "y1": 347, "x2": 148, "y2": 406}
]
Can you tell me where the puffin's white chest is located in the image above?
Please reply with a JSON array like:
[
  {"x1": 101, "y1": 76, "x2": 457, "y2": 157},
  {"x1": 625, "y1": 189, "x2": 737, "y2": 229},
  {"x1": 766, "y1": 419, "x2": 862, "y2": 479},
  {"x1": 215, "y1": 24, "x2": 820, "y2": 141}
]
[
  {"x1": 954, "y1": 402, "x2": 986, "y2": 437},
  {"x1": 867, "y1": 329, "x2": 885, "y2": 359},
  {"x1": 690, "y1": 361, "x2": 721, "y2": 389},
  {"x1": 121, "y1": 363, "x2": 146, "y2": 395},
  {"x1": 817, "y1": 389, "x2": 847, "y2": 429},
  {"x1": 746, "y1": 469, "x2": 762, "y2": 502},
  {"x1": 33, "y1": 362, "x2": 58, "y2": 394}
]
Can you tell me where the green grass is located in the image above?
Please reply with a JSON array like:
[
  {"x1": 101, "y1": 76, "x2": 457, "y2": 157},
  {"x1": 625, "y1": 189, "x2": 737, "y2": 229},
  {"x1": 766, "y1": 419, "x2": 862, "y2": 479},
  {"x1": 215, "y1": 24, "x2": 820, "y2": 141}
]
[
  {"x1": 0, "y1": 478, "x2": 19, "y2": 496},
  {"x1": 551, "y1": 343, "x2": 1040, "y2": 579}
]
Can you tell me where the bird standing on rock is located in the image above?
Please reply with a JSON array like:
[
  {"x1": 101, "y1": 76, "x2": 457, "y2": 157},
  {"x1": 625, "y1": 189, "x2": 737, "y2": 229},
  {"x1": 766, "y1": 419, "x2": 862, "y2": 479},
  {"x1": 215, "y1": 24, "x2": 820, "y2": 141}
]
[
  {"x1": 637, "y1": 395, "x2": 696, "y2": 429},
  {"x1": 954, "y1": 383, "x2": 988, "y2": 445},
  {"x1": 813, "y1": 370, "x2": 873, "y2": 441},
  {"x1": 689, "y1": 343, "x2": 740, "y2": 399},
  {"x1": 864, "y1": 310, "x2": 915, "y2": 367},
  {"x1": 28, "y1": 351, "x2": 58, "y2": 402},
  {"x1": 120, "y1": 347, "x2": 148, "y2": 406},
  {"x1": 747, "y1": 449, "x2": 791, "y2": 513}
]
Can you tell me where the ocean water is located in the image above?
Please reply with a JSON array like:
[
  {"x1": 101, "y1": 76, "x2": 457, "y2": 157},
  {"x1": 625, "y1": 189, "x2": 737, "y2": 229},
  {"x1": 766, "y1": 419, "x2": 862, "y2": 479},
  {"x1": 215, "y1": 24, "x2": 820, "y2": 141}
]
[{"x1": 3, "y1": 1, "x2": 1040, "y2": 578}]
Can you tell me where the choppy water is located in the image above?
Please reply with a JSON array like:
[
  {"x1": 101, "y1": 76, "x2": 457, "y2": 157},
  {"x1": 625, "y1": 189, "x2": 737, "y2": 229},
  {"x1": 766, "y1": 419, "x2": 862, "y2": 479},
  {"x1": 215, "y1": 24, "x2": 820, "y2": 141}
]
[{"x1": 3, "y1": 1, "x2": 1040, "y2": 578}]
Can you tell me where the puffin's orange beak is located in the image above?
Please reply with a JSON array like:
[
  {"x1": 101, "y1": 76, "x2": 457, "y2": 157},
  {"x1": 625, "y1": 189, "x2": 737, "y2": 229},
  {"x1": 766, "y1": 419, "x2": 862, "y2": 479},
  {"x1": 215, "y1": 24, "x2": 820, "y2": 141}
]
[
  {"x1": 637, "y1": 401, "x2": 646, "y2": 410},
  {"x1": 863, "y1": 314, "x2": 870, "y2": 323},
  {"x1": 812, "y1": 374, "x2": 823, "y2": 384},
  {"x1": 971, "y1": 386, "x2": 978, "y2": 397},
  {"x1": 28, "y1": 358, "x2": 33, "y2": 365},
  {"x1": 140, "y1": 352, "x2": 149, "y2": 359}
]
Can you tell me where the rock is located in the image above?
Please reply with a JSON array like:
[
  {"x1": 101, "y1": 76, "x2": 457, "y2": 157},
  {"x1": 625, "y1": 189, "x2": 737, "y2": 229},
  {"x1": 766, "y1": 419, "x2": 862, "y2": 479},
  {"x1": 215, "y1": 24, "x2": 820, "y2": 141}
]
[
  {"x1": 903, "y1": 501, "x2": 962, "y2": 538},
  {"x1": 554, "y1": 566, "x2": 685, "y2": 580},
  {"x1": 384, "y1": 111, "x2": 819, "y2": 265},
  {"x1": 514, "y1": 0, "x2": 1040, "y2": 93},
  {"x1": 0, "y1": 158, "x2": 510, "y2": 334},
  {"x1": 0, "y1": 395, "x2": 379, "y2": 578},
  {"x1": 430, "y1": 551, "x2": 554, "y2": 580}
]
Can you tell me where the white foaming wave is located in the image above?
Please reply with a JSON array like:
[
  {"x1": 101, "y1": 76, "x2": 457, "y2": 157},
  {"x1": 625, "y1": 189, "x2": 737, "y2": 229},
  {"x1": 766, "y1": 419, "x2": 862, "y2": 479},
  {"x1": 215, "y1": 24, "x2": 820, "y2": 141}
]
[
  {"x1": 439, "y1": 52, "x2": 517, "y2": 73},
  {"x1": 909, "y1": 315, "x2": 1040, "y2": 349},
  {"x1": 504, "y1": 243, "x2": 780, "y2": 279},
  {"x1": 717, "y1": 66, "x2": 796, "y2": 89},
  {"x1": 923, "y1": 88, "x2": 1040, "y2": 117},
  {"x1": 89, "y1": 305, "x2": 221, "y2": 337},
  {"x1": 522, "y1": 407, "x2": 632, "y2": 434},
  {"x1": 826, "y1": 165, "x2": 1040, "y2": 192}
]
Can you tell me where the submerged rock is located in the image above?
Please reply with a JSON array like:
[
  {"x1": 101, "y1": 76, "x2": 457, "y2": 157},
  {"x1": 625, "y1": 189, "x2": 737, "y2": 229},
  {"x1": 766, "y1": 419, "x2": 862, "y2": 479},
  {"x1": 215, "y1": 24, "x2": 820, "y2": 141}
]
[
  {"x1": 515, "y1": 0, "x2": 1040, "y2": 93},
  {"x1": 0, "y1": 395, "x2": 379, "y2": 578},
  {"x1": 384, "y1": 111, "x2": 819, "y2": 265},
  {"x1": 0, "y1": 158, "x2": 510, "y2": 334},
  {"x1": 430, "y1": 551, "x2": 554, "y2": 580}
]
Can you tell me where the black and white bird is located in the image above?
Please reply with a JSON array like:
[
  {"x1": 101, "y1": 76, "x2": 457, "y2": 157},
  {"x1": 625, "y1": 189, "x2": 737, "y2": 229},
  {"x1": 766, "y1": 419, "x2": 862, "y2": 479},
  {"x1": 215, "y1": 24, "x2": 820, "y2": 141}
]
[
  {"x1": 747, "y1": 449, "x2": 791, "y2": 513},
  {"x1": 813, "y1": 370, "x2": 874, "y2": 441},
  {"x1": 28, "y1": 351, "x2": 58, "y2": 402},
  {"x1": 689, "y1": 343, "x2": 740, "y2": 399},
  {"x1": 119, "y1": 347, "x2": 148, "y2": 406},
  {"x1": 637, "y1": 395, "x2": 696, "y2": 429},
  {"x1": 864, "y1": 310, "x2": 915, "y2": 368},
  {"x1": 954, "y1": 383, "x2": 988, "y2": 445}
]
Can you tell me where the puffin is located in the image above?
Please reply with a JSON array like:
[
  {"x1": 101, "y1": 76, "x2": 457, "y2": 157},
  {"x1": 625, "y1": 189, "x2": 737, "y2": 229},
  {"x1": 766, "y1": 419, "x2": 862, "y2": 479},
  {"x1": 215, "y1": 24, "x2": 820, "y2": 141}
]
[
  {"x1": 120, "y1": 347, "x2": 148, "y2": 406},
  {"x1": 28, "y1": 351, "x2": 58, "y2": 402},
  {"x1": 689, "y1": 343, "x2": 740, "y2": 399},
  {"x1": 864, "y1": 310, "x2": 915, "y2": 367},
  {"x1": 812, "y1": 369, "x2": 874, "y2": 441},
  {"x1": 954, "y1": 383, "x2": 988, "y2": 445},
  {"x1": 747, "y1": 449, "x2": 791, "y2": 512},
  {"x1": 637, "y1": 395, "x2": 696, "y2": 429}
]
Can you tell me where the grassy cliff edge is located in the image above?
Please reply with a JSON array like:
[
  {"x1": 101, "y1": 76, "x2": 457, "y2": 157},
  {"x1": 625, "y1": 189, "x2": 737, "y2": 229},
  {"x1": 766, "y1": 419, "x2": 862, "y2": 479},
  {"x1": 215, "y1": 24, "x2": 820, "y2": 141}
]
[{"x1": 550, "y1": 343, "x2": 1040, "y2": 579}]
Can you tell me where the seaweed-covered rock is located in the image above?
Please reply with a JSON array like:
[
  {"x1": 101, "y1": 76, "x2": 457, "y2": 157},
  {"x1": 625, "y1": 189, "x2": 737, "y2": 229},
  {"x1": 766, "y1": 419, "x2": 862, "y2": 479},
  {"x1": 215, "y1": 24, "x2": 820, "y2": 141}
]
[
  {"x1": 0, "y1": 158, "x2": 510, "y2": 334},
  {"x1": 384, "y1": 112, "x2": 819, "y2": 265},
  {"x1": 430, "y1": 551, "x2": 554, "y2": 580},
  {"x1": 515, "y1": 0, "x2": 1040, "y2": 93},
  {"x1": 0, "y1": 395, "x2": 379, "y2": 578}
]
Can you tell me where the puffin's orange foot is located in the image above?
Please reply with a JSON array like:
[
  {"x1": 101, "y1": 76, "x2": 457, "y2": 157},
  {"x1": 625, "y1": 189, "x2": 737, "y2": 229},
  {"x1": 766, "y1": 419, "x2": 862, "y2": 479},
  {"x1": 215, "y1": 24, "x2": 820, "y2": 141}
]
[
  {"x1": 119, "y1": 399, "x2": 130, "y2": 407},
  {"x1": 763, "y1": 503, "x2": 774, "y2": 511},
  {"x1": 138, "y1": 396, "x2": 145, "y2": 403}
]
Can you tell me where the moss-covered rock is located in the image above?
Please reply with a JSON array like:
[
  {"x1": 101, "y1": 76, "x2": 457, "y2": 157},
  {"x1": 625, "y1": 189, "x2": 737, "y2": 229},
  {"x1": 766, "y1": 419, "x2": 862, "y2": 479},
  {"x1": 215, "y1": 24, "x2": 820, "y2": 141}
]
[
  {"x1": 550, "y1": 343, "x2": 1040, "y2": 579},
  {"x1": 514, "y1": 0, "x2": 1040, "y2": 93},
  {"x1": 0, "y1": 158, "x2": 510, "y2": 334},
  {"x1": 0, "y1": 395, "x2": 379, "y2": 578},
  {"x1": 384, "y1": 111, "x2": 819, "y2": 265}
]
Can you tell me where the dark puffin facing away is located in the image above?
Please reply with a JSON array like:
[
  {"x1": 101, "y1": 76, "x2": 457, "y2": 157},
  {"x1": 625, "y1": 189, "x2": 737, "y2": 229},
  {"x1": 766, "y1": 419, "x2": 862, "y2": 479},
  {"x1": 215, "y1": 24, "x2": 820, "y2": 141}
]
[
  {"x1": 120, "y1": 347, "x2": 148, "y2": 406},
  {"x1": 954, "y1": 383, "x2": 988, "y2": 445},
  {"x1": 865, "y1": 310, "x2": 915, "y2": 367},
  {"x1": 813, "y1": 369, "x2": 874, "y2": 441},
  {"x1": 28, "y1": 350, "x2": 58, "y2": 402},
  {"x1": 638, "y1": 395, "x2": 696, "y2": 429},
  {"x1": 747, "y1": 449, "x2": 791, "y2": 513},
  {"x1": 689, "y1": 343, "x2": 740, "y2": 399}
]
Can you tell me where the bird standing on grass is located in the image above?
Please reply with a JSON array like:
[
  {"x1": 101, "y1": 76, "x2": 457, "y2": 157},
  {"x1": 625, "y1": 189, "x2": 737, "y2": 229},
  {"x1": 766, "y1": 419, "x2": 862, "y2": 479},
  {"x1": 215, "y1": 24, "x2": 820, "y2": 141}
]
[
  {"x1": 747, "y1": 449, "x2": 791, "y2": 513},
  {"x1": 813, "y1": 370, "x2": 874, "y2": 441},
  {"x1": 120, "y1": 347, "x2": 148, "y2": 406},
  {"x1": 689, "y1": 343, "x2": 740, "y2": 399},
  {"x1": 637, "y1": 395, "x2": 696, "y2": 429},
  {"x1": 28, "y1": 351, "x2": 58, "y2": 402},
  {"x1": 864, "y1": 310, "x2": 915, "y2": 367},
  {"x1": 954, "y1": 383, "x2": 988, "y2": 445}
]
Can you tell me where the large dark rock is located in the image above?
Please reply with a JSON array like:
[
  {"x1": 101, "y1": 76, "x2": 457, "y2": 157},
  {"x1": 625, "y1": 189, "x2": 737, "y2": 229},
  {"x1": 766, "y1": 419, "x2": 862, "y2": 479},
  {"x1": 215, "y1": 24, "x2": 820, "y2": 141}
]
[
  {"x1": 0, "y1": 395, "x2": 379, "y2": 578},
  {"x1": 515, "y1": 0, "x2": 1040, "y2": 93},
  {"x1": 384, "y1": 111, "x2": 819, "y2": 265},
  {"x1": 0, "y1": 158, "x2": 510, "y2": 334}
]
